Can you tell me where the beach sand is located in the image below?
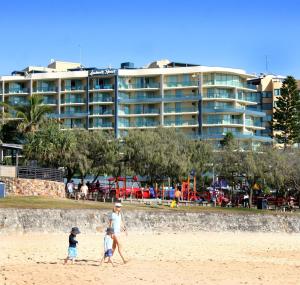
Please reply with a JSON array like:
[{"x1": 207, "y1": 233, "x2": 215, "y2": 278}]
[{"x1": 1, "y1": 231, "x2": 300, "y2": 285}]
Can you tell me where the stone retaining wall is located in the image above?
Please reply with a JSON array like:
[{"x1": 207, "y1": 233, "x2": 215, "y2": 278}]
[
  {"x1": 0, "y1": 177, "x2": 65, "y2": 198},
  {"x1": 0, "y1": 209, "x2": 300, "y2": 234}
]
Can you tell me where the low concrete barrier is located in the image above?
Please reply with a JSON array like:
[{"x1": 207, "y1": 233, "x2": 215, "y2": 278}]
[{"x1": 0, "y1": 209, "x2": 300, "y2": 234}]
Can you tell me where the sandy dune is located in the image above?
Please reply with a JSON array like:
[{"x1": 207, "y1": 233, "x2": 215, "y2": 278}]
[{"x1": 1, "y1": 231, "x2": 300, "y2": 285}]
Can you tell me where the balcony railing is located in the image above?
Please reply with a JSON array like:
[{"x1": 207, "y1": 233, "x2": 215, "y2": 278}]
[
  {"x1": 245, "y1": 120, "x2": 262, "y2": 127},
  {"x1": 118, "y1": 94, "x2": 160, "y2": 100},
  {"x1": 205, "y1": 93, "x2": 236, "y2": 99},
  {"x1": 7, "y1": 99, "x2": 28, "y2": 106},
  {"x1": 43, "y1": 99, "x2": 57, "y2": 105},
  {"x1": 164, "y1": 120, "x2": 198, "y2": 126},
  {"x1": 119, "y1": 121, "x2": 160, "y2": 128},
  {"x1": 93, "y1": 84, "x2": 114, "y2": 90},
  {"x1": 164, "y1": 107, "x2": 198, "y2": 113},
  {"x1": 90, "y1": 96, "x2": 113, "y2": 103},
  {"x1": 91, "y1": 122, "x2": 113, "y2": 128},
  {"x1": 203, "y1": 81, "x2": 257, "y2": 90},
  {"x1": 203, "y1": 119, "x2": 243, "y2": 125},
  {"x1": 237, "y1": 94, "x2": 258, "y2": 102},
  {"x1": 33, "y1": 87, "x2": 57, "y2": 92},
  {"x1": 5, "y1": 87, "x2": 29, "y2": 94},
  {"x1": 164, "y1": 81, "x2": 198, "y2": 88},
  {"x1": 164, "y1": 94, "x2": 199, "y2": 99},
  {"x1": 90, "y1": 109, "x2": 113, "y2": 115},
  {"x1": 61, "y1": 98, "x2": 85, "y2": 104},
  {"x1": 62, "y1": 123, "x2": 86, "y2": 129},
  {"x1": 62, "y1": 86, "x2": 85, "y2": 91},
  {"x1": 118, "y1": 83, "x2": 159, "y2": 89},
  {"x1": 119, "y1": 108, "x2": 160, "y2": 115}
]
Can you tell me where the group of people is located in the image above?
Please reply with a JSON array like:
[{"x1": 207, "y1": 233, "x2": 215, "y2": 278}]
[
  {"x1": 64, "y1": 202, "x2": 127, "y2": 266},
  {"x1": 66, "y1": 180, "x2": 93, "y2": 200}
]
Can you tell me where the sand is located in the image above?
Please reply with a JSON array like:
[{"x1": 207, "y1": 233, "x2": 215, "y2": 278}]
[{"x1": 1, "y1": 231, "x2": 300, "y2": 285}]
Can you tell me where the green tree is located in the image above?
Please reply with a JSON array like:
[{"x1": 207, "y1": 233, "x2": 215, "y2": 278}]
[
  {"x1": 124, "y1": 128, "x2": 191, "y2": 184},
  {"x1": 220, "y1": 132, "x2": 234, "y2": 148},
  {"x1": 23, "y1": 121, "x2": 78, "y2": 181},
  {"x1": 1, "y1": 94, "x2": 53, "y2": 133},
  {"x1": 272, "y1": 76, "x2": 300, "y2": 149},
  {"x1": 189, "y1": 140, "x2": 213, "y2": 188}
]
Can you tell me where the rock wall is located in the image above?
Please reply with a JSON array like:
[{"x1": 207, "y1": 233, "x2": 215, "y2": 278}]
[
  {"x1": 0, "y1": 177, "x2": 65, "y2": 198},
  {"x1": 0, "y1": 209, "x2": 300, "y2": 234}
]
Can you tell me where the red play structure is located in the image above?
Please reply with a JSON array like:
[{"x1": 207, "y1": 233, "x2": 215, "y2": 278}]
[{"x1": 107, "y1": 176, "x2": 150, "y2": 199}]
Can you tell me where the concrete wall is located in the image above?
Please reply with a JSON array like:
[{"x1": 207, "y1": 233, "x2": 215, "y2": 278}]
[
  {"x1": 0, "y1": 166, "x2": 16, "y2": 178},
  {"x1": 0, "y1": 177, "x2": 65, "y2": 197},
  {"x1": 0, "y1": 209, "x2": 300, "y2": 234}
]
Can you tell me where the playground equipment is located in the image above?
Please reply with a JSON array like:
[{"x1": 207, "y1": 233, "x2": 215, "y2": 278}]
[
  {"x1": 107, "y1": 176, "x2": 150, "y2": 199},
  {"x1": 181, "y1": 174, "x2": 198, "y2": 201}
]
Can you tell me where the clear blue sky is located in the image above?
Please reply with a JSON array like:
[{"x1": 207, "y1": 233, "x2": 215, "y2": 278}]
[{"x1": 1, "y1": 0, "x2": 300, "y2": 77}]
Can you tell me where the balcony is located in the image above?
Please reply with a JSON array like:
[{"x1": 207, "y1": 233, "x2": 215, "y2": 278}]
[
  {"x1": 164, "y1": 120, "x2": 198, "y2": 127},
  {"x1": 5, "y1": 87, "x2": 29, "y2": 94},
  {"x1": 164, "y1": 81, "x2": 198, "y2": 88},
  {"x1": 203, "y1": 119, "x2": 243, "y2": 125},
  {"x1": 7, "y1": 99, "x2": 28, "y2": 106},
  {"x1": 204, "y1": 93, "x2": 236, "y2": 100},
  {"x1": 90, "y1": 109, "x2": 114, "y2": 116},
  {"x1": 203, "y1": 81, "x2": 257, "y2": 90},
  {"x1": 164, "y1": 107, "x2": 198, "y2": 113},
  {"x1": 118, "y1": 83, "x2": 159, "y2": 90},
  {"x1": 33, "y1": 86, "x2": 57, "y2": 93},
  {"x1": 62, "y1": 123, "x2": 86, "y2": 129},
  {"x1": 62, "y1": 86, "x2": 85, "y2": 91},
  {"x1": 163, "y1": 94, "x2": 200, "y2": 102},
  {"x1": 92, "y1": 84, "x2": 114, "y2": 90},
  {"x1": 90, "y1": 122, "x2": 113, "y2": 128},
  {"x1": 61, "y1": 98, "x2": 85, "y2": 104},
  {"x1": 245, "y1": 120, "x2": 262, "y2": 128},
  {"x1": 119, "y1": 108, "x2": 160, "y2": 115},
  {"x1": 200, "y1": 133, "x2": 272, "y2": 142},
  {"x1": 90, "y1": 96, "x2": 113, "y2": 103},
  {"x1": 237, "y1": 94, "x2": 258, "y2": 102},
  {"x1": 59, "y1": 112, "x2": 88, "y2": 118},
  {"x1": 119, "y1": 121, "x2": 160, "y2": 128},
  {"x1": 42, "y1": 99, "x2": 57, "y2": 105}
]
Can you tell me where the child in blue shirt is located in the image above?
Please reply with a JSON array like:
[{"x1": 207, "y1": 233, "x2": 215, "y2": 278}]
[
  {"x1": 100, "y1": 227, "x2": 114, "y2": 266},
  {"x1": 64, "y1": 227, "x2": 80, "y2": 264}
]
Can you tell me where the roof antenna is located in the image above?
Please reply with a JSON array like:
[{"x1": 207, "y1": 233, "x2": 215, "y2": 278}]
[{"x1": 265, "y1": 55, "x2": 269, "y2": 74}]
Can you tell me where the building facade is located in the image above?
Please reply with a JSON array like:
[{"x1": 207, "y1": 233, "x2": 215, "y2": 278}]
[
  {"x1": 0, "y1": 60, "x2": 272, "y2": 145},
  {"x1": 248, "y1": 75, "x2": 285, "y2": 138}
]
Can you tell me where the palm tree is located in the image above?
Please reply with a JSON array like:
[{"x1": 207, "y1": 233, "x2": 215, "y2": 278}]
[{"x1": 0, "y1": 94, "x2": 53, "y2": 133}]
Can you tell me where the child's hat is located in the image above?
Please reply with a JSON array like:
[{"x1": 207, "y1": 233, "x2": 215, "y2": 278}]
[
  {"x1": 106, "y1": 227, "x2": 114, "y2": 234},
  {"x1": 115, "y1": 202, "x2": 122, "y2": 207},
  {"x1": 71, "y1": 227, "x2": 80, "y2": 234}
]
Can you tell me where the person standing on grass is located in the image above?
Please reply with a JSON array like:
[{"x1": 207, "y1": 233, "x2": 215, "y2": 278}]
[
  {"x1": 80, "y1": 182, "x2": 89, "y2": 200},
  {"x1": 174, "y1": 188, "x2": 181, "y2": 207},
  {"x1": 109, "y1": 202, "x2": 127, "y2": 264}
]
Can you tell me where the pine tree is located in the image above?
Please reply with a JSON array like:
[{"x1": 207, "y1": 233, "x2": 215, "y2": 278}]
[{"x1": 272, "y1": 76, "x2": 300, "y2": 149}]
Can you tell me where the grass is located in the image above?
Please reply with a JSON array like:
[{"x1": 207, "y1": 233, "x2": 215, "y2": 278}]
[{"x1": 0, "y1": 196, "x2": 298, "y2": 215}]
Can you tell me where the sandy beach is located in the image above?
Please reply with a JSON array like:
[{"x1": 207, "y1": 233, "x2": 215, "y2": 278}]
[{"x1": 1, "y1": 231, "x2": 300, "y2": 285}]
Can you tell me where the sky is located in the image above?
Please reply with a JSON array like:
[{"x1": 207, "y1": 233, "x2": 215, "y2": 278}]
[{"x1": 1, "y1": 0, "x2": 300, "y2": 77}]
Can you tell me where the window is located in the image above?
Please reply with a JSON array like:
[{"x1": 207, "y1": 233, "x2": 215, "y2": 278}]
[
  {"x1": 262, "y1": 92, "x2": 273, "y2": 98},
  {"x1": 262, "y1": 103, "x2": 273, "y2": 110},
  {"x1": 274, "y1": 89, "x2": 281, "y2": 96}
]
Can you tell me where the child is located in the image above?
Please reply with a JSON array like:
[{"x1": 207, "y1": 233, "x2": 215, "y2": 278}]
[
  {"x1": 100, "y1": 227, "x2": 114, "y2": 266},
  {"x1": 64, "y1": 227, "x2": 80, "y2": 264}
]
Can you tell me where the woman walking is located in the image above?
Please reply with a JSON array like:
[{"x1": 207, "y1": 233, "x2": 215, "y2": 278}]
[{"x1": 109, "y1": 202, "x2": 127, "y2": 264}]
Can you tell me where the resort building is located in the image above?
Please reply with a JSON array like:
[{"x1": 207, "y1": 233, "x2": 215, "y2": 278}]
[
  {"x1": 248, "y1": 74, "x2": 285, "y2": 138},
  {"x1": 0, "y1": 59, "x2": 272, "y2": 145}
]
